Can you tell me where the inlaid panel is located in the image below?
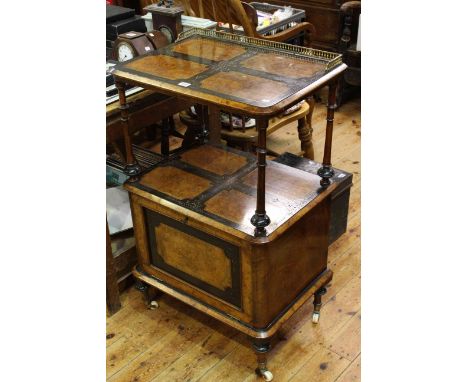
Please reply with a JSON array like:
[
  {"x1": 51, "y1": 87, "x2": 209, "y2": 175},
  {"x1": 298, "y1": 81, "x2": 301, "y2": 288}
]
[
  {"x1": 155, "y1": 223, "x2": 232, "y2": 290},
  {"x1": 242, "y1": 163, "x2": 321, "y2": 200},
  {"x1": 204, "y1": 189, "x2": 256, "y2": 226},
  {"x1": 241, "y1": 53, "x2": 325, "y2": 78},
  {"x1": 144, "y1": 209, "x2": 241, "y2": 307},
  {"x1": 204, "y1": 189, "x2": 284, "y2": 227},
  {"x1": 180, "y1": 145, "x2": 248, "y2": 176},
  {"x1": 139, "y1": 166, "x2": 212, "y2": 199},
  {"x1": 128, "y1": 144, "x2": 337, "y2": 238},
  {"x1": 172, "y1": 37, "x2": 246, "y2": 61},
  {"x1": 125, "y1": 55, "x2": 208, "y2": 80},
  {"x1": 200, "y1": 71, "x2": 290, "y2": 103},
  {"x1": 114, "y1": 30, "x2": 344, "y2": 113}
]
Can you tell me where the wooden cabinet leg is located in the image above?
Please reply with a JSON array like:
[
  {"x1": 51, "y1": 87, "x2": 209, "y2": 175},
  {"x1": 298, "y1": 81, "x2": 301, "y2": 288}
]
[
  {"x1": 135, "y1": 280, "x2": 161, "y2": 310},
  {"x1": 106, "y1": 221, "x2": 121, "y2": 315},
  {"x1": 253, "y1": 338, "x2": 273, "y2": 381},
  {"x1": 312, "y1": 287, "x2": 327, "y2": 324}
]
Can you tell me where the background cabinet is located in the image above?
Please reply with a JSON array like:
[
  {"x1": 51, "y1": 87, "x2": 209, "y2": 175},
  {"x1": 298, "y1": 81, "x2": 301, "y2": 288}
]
[{"x1": 263, "y1": 0, "x2": 344, "y2": 51}]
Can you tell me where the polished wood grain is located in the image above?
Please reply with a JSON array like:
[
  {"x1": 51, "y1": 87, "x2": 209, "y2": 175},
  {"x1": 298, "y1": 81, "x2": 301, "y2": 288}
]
[
  {"x1": 154, "y1": 223, "x2": 233, "y2": 290},
  {"x1": 125, "y1": 55, "x2": 208, "y2": 80},
  {"x1": 172, "y1": 37, "x2": 246, "y2": 61},
  {"x1": 113, "y1": 32, "x2": 347, "y2": 116},
  {"x1": 204, "y1": 189, "x2": 256, "y2": 226},
  {"x1": 241, "y1": 53, "x2": 325, "y2": 79},
  {"x1": 203, "y1": 189, "x2": 283, "y2": 228},
  {"x1": 242, "y1": 162, "x2": 321, "y2": 201},
  {"x1": 139, "y1": 166, "x2": 212, "y2": 200},
  {"x1": 126, "y1": 148, "x2": 338, "y2": 241},
  {"x1": 180, "y1": 145, "x2": 248, "y2": 176},
  {"x1": 200, "y1": 71, "x2": 290, "y2": 104},
  {"x1": 113, "y1": 27, "x2": 348, "y2": 378}
]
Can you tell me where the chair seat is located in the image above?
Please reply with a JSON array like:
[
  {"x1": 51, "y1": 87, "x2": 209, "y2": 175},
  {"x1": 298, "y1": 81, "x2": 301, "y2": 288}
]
[
  {"x1": 222, "y1": 102, "x2": 310, "y2": 142},
  {"x1": 179, "y1": 102, "x2": 310, "y2": 143}
]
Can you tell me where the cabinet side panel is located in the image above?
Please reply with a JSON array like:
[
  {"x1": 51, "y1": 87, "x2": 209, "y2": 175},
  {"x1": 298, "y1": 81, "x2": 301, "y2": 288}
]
[{"x1": 253, "y1": 197, "x2": 331, "y2": 327}]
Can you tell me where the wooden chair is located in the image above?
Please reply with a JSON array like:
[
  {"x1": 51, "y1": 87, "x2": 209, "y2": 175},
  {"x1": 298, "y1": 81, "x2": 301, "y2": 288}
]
[
  {"x1": 337, "y1": 0, "x2": 361, "y2": 106},
  {"x1": 178, "y1": 0, "x2": 318, "y2": 159},
  {"x1": 180, "y1": 0, "x2": 316, "y2": 46},
  {"x1": 180, "y1": 101, "x2": 315, "y2": 158}
]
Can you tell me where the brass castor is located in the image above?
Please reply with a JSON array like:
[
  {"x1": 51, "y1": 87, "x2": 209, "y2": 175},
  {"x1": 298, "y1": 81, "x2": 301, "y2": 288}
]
[
  {"x1": 312, "y1": 312, "x2": 320, "y2": 324},
  {"x1": 256, "y1": 367, "x2": 273, "y2": 381},
  {"x1": 312, "y1": 311, "x2": 320, "y2": 324},
  {"x1": 253, "y1": 340, "x2": 272, "y2": 381},
  {"x1": 148, "y1": 300, "x2": 159, "y2": 310},
  {"x1": 312, "y1": 287, "x2": 327, "y2": 325}
]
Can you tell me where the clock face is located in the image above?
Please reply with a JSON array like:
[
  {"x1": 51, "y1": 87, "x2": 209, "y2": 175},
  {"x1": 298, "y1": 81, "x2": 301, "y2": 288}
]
[
  {"x1": 117, "y1": 42, "x2": 135, "y2": 62},
  {"x1": 159, "y1": 26, "x2": 174, "y2": 43}
]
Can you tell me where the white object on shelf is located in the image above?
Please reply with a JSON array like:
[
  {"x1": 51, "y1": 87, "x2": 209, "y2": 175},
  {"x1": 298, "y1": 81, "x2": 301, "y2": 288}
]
[
  {"x1": 106, "y1": 186, "x2": 133, "y2": 235},
  {"x1": 142, "y1": 13, "x2": 153, "y2": 32},
  {"x1": 356, "y1": 14, "x2": 361, "y2": 51},
  {"x1": 181, "y1": 15, "x2": 217, "y2": 30}
]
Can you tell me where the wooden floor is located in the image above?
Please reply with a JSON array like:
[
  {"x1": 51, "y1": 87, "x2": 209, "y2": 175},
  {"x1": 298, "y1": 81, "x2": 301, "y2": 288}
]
[{"x1": 106, "y1": 93, "x2": 361, "y2": 382}]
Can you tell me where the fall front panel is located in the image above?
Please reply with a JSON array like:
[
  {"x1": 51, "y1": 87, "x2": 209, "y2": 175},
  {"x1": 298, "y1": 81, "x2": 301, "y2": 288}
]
[{"x1": 144, "y1": 208, "x2": 242, "y2": 307}]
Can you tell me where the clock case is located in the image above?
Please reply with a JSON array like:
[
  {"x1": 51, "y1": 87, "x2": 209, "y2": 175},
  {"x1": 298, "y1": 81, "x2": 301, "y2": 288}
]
[
  {"x1": 144, "y1": 4, "x2": 184, "y2": 43},
  {"x1": 112, "y1": 31, "x2": 169, "y2": 61}
]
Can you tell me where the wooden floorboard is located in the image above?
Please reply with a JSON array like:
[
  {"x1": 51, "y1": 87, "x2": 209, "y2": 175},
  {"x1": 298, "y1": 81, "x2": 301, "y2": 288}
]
[{"x1": 107, "y1": 95, "x2": 361, "y2": 381}]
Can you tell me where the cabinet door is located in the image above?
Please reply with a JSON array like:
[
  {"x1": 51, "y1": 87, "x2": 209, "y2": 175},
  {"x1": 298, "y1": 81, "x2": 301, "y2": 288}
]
[
  {"x1": 308, "y1": 6, "x2": 341, "y2": 46},
  {"x1": 265, "y1": 1, "x2": 342, "y2": 49}
]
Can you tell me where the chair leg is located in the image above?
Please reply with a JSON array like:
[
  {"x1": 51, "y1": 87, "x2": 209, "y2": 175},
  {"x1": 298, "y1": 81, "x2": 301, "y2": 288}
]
[
  {"x1": 106, "y1": 221, "x2": 121, "y2": 315},
  {"x1": 297, "y1": 116, "x2": 314, "y2": 160}
]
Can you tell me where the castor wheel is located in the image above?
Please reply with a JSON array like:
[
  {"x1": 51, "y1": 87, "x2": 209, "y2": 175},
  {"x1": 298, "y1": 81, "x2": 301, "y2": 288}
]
[
  {"x1": 148, "y1": 300, "x2": 159, "y2": 310},
  {"x1": 256, "y1": 368, "x2": 273, "y2": 381},
  {"x1": 312, "y1": 311, "x2": 320, "y2": 324}
]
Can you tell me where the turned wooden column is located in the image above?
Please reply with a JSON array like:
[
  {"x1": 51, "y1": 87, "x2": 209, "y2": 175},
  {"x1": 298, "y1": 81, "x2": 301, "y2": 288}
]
[
  {"x1": 318, "y1": 81, "x2": 337, "y2": 187},
  {"x1": 116, "y1": 81, "x2": 141, "y2": 182},
  {"x1": 250, "y1": 117, "x2": 270, "y2": 237}
]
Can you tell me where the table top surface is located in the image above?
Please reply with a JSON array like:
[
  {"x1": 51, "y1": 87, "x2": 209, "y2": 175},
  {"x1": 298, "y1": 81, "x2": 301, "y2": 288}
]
[
  {"x1": 125, "y1": 144, "x2": 338, "y2": 242},
  {"x1": 113, "y1": 28, "x2": 346, "y2": 116}
]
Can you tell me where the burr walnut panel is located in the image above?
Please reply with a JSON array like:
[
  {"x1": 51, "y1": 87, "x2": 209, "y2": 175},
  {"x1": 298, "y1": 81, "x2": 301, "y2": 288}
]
[
  {"x1": 204, "y1": 189, "x2": 284, "y2": 228},
  {"x1": 126, "y1": 144, "x2": 339, "y2": 238},
  {"x1": 204, "y1": 189, "x2": 256, "y2": 226},
  {"x1": 139, "y1": 166, "x2": 212, "y2": 199},
  {"x1": 180, "y1": 145, "x2": 248, "y2": 176},
  {"x1": 125, "y1": 55, "x2": 208, "y2": 80},
  {"x1": 154, "y1": 223, "x2": 232, "y2": 291},
  {"x1": 242, "y1": 164, "x2": 321, "y2": 201},
  {"x1": 171, "y1": 37, "x2": 246, "y2": 61},
  {"x1": 240, "y1": 53, "x2": 325, "y2": 79},
  {"x1": 200, "y1": 71, "x2": 290, "y2": 103}
]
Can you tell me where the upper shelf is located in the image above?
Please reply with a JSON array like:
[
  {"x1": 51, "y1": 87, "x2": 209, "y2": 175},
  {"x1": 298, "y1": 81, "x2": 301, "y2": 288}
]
[{"x1": 113, "y1": 28, "x2": 346, "y2": 116}]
